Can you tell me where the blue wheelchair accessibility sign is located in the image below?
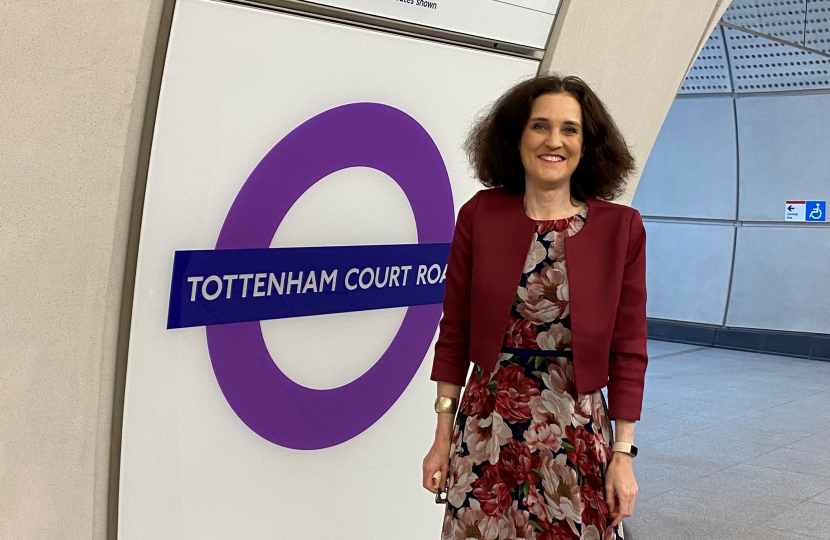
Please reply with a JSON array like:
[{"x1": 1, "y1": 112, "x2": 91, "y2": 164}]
[{"x1": 806, "y1": 201, "x2": 826, "y2": 222}]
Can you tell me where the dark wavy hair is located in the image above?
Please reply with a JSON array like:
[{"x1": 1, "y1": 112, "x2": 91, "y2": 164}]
[{"x1": 464, "y1": 74, "x2": 635, "y2": 201}]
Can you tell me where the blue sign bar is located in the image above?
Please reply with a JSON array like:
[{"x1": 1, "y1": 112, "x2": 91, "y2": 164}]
[{"x1": 167, "y1": 243, "x2": 451, "y2": 329}]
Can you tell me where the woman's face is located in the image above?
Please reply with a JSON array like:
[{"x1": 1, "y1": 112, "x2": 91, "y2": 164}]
[{"x1": 519, "y1": 92, "x2": 584, "y2": 190}]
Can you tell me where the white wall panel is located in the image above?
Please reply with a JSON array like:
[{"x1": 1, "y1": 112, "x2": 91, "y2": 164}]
[
  {"x1": 117, "y1": 1, "x2": 538, "y2": 539},
  {"x1": 726, "y1": 226, "x2": 830, "y2": 334},
  {"x1": 633, "y1": 97, "x2": 737, "y2": 220},
  {"x1": 737, "y1": 93, "x2": 830, "y2": 221},
  {"x1": 644, "y1": 220, "x2": 735, "y2": 324}
]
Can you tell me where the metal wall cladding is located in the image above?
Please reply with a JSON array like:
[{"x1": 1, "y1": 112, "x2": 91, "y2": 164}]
[
  {"x1": 722, "y1": 0, "x2": 808, "y2": 44},
  {"x1": 726, "y1": 226, "x2": 830, "y2": 334},
  {"x1": 679, "y1": 25, "x2": 732, "y2": 94},
  {"x1": 642, "y1": 221, "x2": 735, "y2": 325},
  {"x1": 806, "y1": 0, "x2": 830, "y2": 54},
  {"x1": 647, "y1": 1, "x2": 830, "y2": 333},
  {"x1": 724, "y1": 25, "x2": 830, "y2": 92},
  {"x1": 680, "y1": 0, "x2": 830, "y2": 94},
  {"x1": 736, "y1": 92, "x2": 830, "y2": 221},
  {"x1": 633, "y1": 97, "x2": 737, "y2": 220}
]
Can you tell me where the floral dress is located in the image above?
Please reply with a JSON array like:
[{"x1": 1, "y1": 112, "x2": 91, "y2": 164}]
[{"x1": 441, "y1": 207, "x2": 623, "y2": 540}]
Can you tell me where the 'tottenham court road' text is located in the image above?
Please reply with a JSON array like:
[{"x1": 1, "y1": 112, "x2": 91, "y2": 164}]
[
  {"x1": 185, "y1": 264, "x2": 447, "y2": 302},
  {"x1": 167, "y1": 243, "x2": 451, "y2": 328}
]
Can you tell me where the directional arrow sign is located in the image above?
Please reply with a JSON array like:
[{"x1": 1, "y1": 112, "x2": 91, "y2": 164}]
[
  {"x1": 786, "y1": 200, "x2": 805, "y2": 221},
  {"x1": 784, "y1": 201, "x2": 807, "y2": 221}
]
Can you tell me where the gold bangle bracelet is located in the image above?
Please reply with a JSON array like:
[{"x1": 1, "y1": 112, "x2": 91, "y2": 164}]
[{"x1": 434, "y1": 396, "x2": 458, "y2": 414}]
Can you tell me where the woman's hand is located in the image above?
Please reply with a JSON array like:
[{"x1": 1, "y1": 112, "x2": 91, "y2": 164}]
[
  {"x1": 605, "y1": 452, "x2": 638, "y2": 527},
  {"x1": 426, "y1": 383, "x2": 462, "y2": 494},
  {"x1": 422, "y1": 437, "x2": 452, "y2": 494}
]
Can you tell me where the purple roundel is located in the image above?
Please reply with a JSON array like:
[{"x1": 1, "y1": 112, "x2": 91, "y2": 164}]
[{"x1": 205, "y1": 102, "x2": 455, "y2": 449}]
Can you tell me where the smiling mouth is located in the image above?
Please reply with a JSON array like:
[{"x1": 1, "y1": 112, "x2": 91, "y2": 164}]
[{"x1": 539, "y1": 155, "x2": 565, "y2": 162}]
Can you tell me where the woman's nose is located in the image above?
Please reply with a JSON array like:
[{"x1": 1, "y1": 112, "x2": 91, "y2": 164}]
[{"x1": 546, "y1": 131, "x2": 562, "y2": 148}]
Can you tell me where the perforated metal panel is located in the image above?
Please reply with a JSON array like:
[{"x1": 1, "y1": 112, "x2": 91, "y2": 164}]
[
  {"x1": 722, "y1": 0, "x2": 808, "y2": 45},
  {"x1": 724, "y1": 25, "x2": 830, "y2": 92},
  {"x1": 680, "y1": 25, "x2": 732, "y2": 94},
  {"x1": 806, "y1": 0, "x2": 830, "y2": 54}
]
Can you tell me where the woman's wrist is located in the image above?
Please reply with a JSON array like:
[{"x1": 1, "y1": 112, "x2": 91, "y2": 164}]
[
  {"x1": 613, "y1": 418, "x2": 636, "y2": 445},
  {"x1": 434, "y1": 416, "x2": 454, "y2": 444},
  {"x1": 434, "y1": 430, "x2": 452, "y2": 446}
]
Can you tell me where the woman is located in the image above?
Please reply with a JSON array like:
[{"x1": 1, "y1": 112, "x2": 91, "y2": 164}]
[{"x1": 422, "y1": 75, "x2": 648, "y2": 540}]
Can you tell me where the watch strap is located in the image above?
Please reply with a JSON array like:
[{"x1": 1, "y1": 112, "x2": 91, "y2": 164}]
[{"x1": 611, "y1": 442, "x2": 638, "y2": 457}]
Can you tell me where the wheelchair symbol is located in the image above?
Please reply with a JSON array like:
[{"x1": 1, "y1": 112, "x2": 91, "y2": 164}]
[{"x1": 809, "y1": 204, "x2": 823, "y2": 221}]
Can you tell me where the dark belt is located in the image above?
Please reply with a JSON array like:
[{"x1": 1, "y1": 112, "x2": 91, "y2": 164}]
[{"x1": 500, "y1": 346, "x2": 573, "y2": 358}]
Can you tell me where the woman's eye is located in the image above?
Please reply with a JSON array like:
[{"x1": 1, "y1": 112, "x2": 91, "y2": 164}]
[{"x1": 533, "y1": 123, "x2": 546, "y2": 130}]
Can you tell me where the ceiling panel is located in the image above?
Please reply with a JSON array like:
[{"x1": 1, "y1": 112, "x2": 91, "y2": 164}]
[
  {"x1": 722, "y1": 0, "x2": 808, "y2": 45},
  {"x1": 724, "y1": 25, "x2": 830, "y2": 92},
  {"x1": 805, "y1": 0, "x2": 830, "y2": 54},
  {"x1": 679, "y1": 25, "x2": 733, "y2": 94}
]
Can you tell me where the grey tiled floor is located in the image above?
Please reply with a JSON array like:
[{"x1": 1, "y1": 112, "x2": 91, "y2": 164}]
[{"x1": 622, "y1": 340, "x2": 830, "y2": 539}]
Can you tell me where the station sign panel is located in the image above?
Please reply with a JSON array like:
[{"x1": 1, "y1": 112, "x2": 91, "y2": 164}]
[
  {"x1": 300, "y1": 0, "x2": 561, "y2": 48},
  {"x1": 118, "y1": 0, "x2": 538, "y2": 538}
]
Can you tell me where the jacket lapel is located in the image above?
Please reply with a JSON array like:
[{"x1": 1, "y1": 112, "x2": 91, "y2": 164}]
[
  {"x1": 475, "y1": 191, "x2": 537, "y2": 349},
  {"x1": 564, "y1": 197, "x2": 603, "y2": 387}
]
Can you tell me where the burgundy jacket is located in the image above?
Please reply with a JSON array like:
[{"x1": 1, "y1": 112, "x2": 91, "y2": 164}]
[{"x1": 430, "y1": 188, "x2": 648, "y2": 421}]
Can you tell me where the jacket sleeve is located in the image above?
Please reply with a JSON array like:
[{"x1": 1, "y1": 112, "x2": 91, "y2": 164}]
[
  {"x1": 606, "y1": 209, "x2": 649, "y2": 421},
  {"x1": 429, "y1": 192, "x2": 480, "y2": 386}
]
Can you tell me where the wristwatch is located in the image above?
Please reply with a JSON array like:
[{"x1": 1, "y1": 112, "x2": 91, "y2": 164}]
[{"x1": 611, "y1": 442, "x2": 638, "y2": 457}]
